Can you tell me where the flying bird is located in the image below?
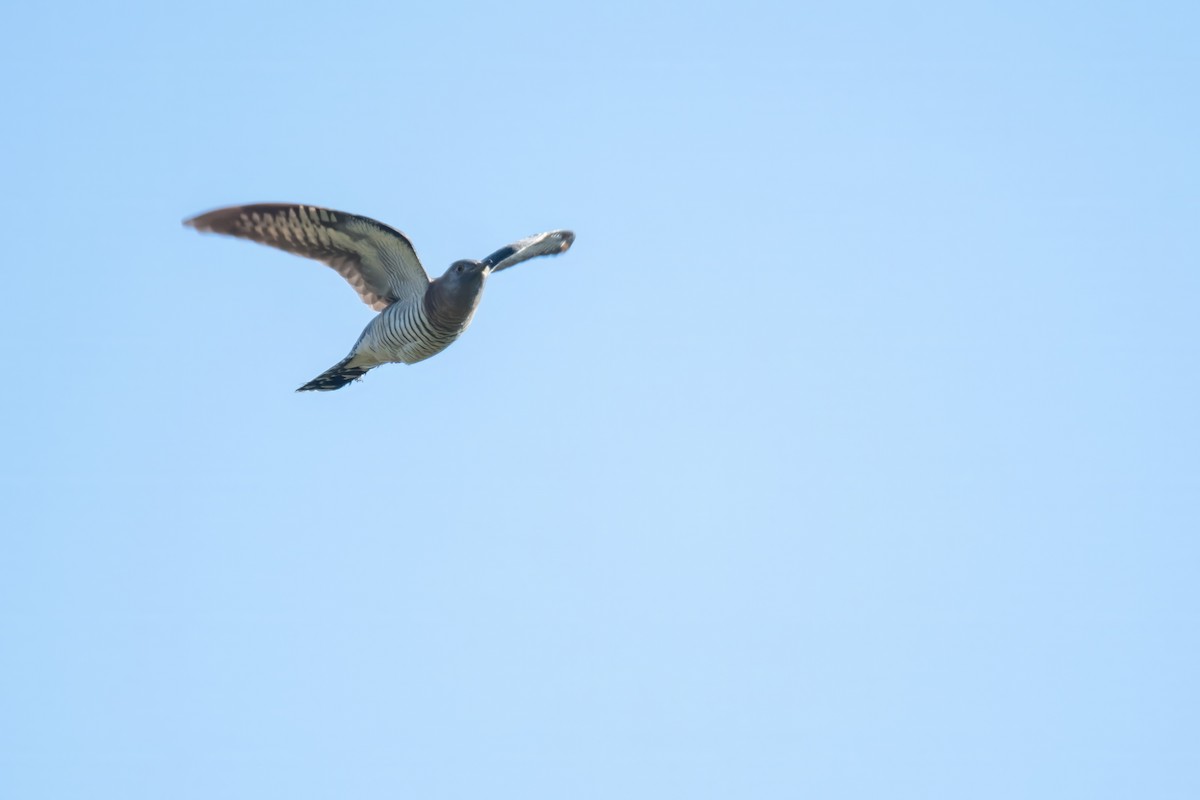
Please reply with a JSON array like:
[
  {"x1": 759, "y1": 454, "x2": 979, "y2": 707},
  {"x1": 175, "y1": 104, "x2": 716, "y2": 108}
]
[{"x1": 185, "y1": 204, "x2": 575, "y2": 391}]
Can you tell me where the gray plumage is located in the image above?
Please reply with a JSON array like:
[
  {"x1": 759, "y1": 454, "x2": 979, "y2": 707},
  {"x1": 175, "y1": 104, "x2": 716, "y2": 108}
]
[{"x1": 184, "y1": 203, "x2": 575, "y2": 391}]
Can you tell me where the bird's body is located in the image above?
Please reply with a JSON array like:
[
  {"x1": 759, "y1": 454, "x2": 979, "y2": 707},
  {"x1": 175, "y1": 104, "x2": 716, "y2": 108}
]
[
  {"x1": 361, "y1": 293, "x2": 467, "y2": 365},
  {"x1": 185, "y1": 204, "x2": 574, "y2": 391}
]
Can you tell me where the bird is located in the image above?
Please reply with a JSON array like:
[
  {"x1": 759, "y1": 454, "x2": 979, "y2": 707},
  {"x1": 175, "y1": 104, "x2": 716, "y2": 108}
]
[{"x1": 184, "y1": 204, "x2": 575, "y2": 391}]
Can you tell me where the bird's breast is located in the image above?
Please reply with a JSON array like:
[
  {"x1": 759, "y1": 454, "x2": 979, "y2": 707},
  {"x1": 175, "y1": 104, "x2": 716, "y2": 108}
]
[{"x1": 359, "y1": 298, "x2": 465, "y2": 365}]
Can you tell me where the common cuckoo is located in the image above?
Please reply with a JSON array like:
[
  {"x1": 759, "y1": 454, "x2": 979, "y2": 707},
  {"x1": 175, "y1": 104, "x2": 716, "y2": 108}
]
[{"x1": 185, "y1": 204, "x2": 575, "y2": 391}]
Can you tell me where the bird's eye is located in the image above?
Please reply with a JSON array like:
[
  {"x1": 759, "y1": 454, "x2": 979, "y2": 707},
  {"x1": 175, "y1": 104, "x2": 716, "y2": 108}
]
[{"x1": 456, "y1": 264, "x2": 464, "y2": 273}]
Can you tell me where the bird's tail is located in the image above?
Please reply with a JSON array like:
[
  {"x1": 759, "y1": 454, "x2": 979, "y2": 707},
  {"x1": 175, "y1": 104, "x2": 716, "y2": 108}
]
[{"x1": 297, "y1": 355, "x2": 373, "y2": 392}]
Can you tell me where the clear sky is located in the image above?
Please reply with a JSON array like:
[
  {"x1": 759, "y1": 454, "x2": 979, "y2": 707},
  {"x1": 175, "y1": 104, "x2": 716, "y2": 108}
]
[{"x1": 1, "y1": 1, "x2": 1197, "y2": 798}]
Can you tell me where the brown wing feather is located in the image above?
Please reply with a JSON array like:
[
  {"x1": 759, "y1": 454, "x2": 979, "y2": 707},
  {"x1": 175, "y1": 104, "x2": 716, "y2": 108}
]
[{"x1": 185, "y1": 204, "x2": 430, "y2": 310}]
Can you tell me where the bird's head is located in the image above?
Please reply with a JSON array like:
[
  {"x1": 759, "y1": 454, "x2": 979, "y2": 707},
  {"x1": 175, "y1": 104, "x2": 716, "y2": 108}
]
[
  {"x1": 426, "y1": 259, "x2": 490, "y2": 325},
  {"x1": 441, "y1": 259, "x2": 490, "y2": 290}
]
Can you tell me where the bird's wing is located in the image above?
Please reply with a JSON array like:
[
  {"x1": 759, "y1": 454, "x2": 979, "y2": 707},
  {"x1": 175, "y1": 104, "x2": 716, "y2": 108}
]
[
  {"x1": 185, "y1": 204, "x2": 430, "y2": 310},
  {"x1": 481, "y1": 230, "x2": 575, "y2": 273}
]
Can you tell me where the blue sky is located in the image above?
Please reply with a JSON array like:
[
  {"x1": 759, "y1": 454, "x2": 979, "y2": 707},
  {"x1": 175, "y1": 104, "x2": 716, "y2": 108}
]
[{"x1": 1, "y1": 1, "x2": 1197, "y2": 798}]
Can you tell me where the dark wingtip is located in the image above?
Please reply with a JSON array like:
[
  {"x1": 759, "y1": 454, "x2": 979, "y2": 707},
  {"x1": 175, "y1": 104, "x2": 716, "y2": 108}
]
[{"x1": 182, "y1": 208, "x2": 222, "y2": 231}]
